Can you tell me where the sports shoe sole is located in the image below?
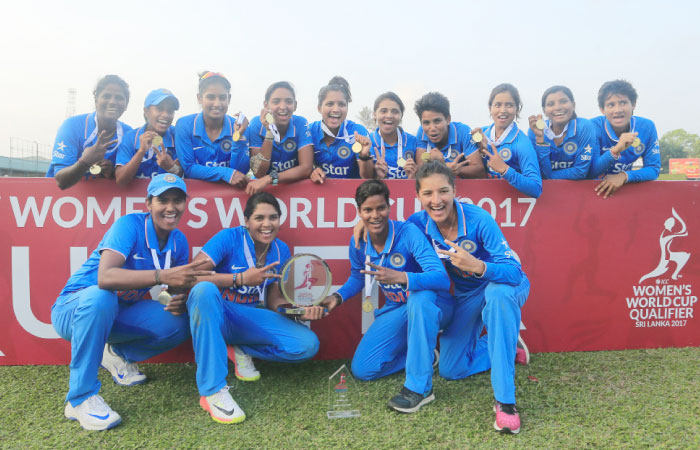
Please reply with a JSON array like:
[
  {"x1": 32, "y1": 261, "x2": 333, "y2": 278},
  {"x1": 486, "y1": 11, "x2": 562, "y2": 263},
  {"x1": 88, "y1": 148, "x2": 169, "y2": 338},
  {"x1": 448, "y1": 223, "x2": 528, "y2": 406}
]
[
  {"x1": 227, "y1": 346, "x2": 261, "y2": 382},
  {"x1": 388, "y1": 392, "x2": 435, "y2": 414},
  {"x1": 64, "y1": 409, "x2": 122, "y2": 431},
  {"x1": 492, "y1": 406, "x2": 521, "y2": 434},
  {"x1": 199, "y1": 397, "x2": 246, "y2": 424},
  {"x1": 100, "y1": 364, "x2": 147, "y2": 386}
]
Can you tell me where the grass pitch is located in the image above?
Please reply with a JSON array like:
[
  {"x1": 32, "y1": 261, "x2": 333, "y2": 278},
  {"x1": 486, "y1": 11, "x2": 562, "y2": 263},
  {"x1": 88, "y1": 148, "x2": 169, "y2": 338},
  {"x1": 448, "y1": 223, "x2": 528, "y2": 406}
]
[{"x1": 1, "y1": 348, "x2": 699, "y2": 449}]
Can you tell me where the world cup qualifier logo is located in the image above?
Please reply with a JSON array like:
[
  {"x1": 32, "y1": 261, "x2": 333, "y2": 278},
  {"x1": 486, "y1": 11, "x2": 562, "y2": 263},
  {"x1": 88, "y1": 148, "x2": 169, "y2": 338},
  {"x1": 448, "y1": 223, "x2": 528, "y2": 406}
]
[{"x1": 639, "y1": 208, "x2": 690, "y2": 283}]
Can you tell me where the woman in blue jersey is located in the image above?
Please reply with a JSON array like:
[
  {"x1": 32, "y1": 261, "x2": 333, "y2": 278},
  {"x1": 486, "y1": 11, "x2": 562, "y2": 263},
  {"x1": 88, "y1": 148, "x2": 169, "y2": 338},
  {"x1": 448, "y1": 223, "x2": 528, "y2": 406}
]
[
  {"x1": 414, "y1": 92, "x2": 484, "y2": 179},
  {"x1": 115, "y1": 89, "x2": 183, "y2": 185},
  {"x1": 309, "y1": 76, "x2": 373, "y2": 183},
  {"x1": 409, "y1": 161, "x2": 530, "y2": 434},
  {"x1": 526, "y1": 85, "x2": 597, "y2": 180},
  {"x1": 590, "y1": 79, "x2": 660, "y2": 198},
  {"x1": 321, "y1": 180, "x2": 451, "y2": 413},
  {"x1": 186, "y1": 192, "x2": 322, "y2": 424},
  {"x1": 473, "y1": 83, "x2": 542, "y2": 198},
  {"x1": 245, "y1": 81, "x2": 314, "y2": 194},
  {"x1": 47, "y1": 75, "x2": 133, "y2": 189},
  {"x1": 50, "y1": 174, "x2": 211, "y2": 431},
  {"x1": 368, "y1": 92, "x2": 418, "y2": 179},
  {"x1": 175, "y1": 71, "x2": 249, "y2": 189}
]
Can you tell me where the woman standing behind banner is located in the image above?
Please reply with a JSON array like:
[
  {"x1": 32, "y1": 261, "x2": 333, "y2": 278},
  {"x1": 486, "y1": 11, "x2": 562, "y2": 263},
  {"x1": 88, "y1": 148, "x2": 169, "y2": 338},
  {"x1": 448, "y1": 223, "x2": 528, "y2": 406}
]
[
  {"x1": 472, "y1": 83, "x2": 542, "y2": 198},
  {"x1": 175, "y1": 72, "x2": 249, "y2": 189},
  {"x1": 115, "y1": 89, "x2": 183, "y2": 185},
  {"x1": 309, "y1": 76, "x2": 373, "y2": 183},
  {"x1": 51, "y1": 174, "x2": 211, "y2": 431},
  {"x1": 526, "y1": 85, "x2": 597, "y2": 180},
  {"x1": 245, "y1": 81, "x2": 314, "y2": 194},
  {"x1": 47, "y1": 75, "x2": 133, "y2": 189},
  {"x1": 368, "y1": 92, "x2": 418, "y2": 179},
  {"x1": 186, "y1": 192, "x2": 324, "y2": 424}
]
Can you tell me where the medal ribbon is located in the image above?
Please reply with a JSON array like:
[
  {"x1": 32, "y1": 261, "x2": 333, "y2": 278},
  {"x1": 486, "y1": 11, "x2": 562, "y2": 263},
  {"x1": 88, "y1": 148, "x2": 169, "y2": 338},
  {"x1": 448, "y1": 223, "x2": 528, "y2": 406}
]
[
  {"x1": 150, "y1": 248, "x2": 172, "y2": 291},
  {"x1": 487, "y1": 121, "x2": 515, "y2": 147},
  {"x1": 363, "y1": 222, "x2": 395, "y2": 299},
  {"x1": 321, "y1": 120, "x2": 353, "y2": 144},
  {"x1": 242, "y1": 233, "x2": 266, "y2": 303},
  {"x1": 543, "y1": 121, "x2": 568, "y2": 141},
  {"x1": 378, "y1": 128, "x2": 404, "y2": 161},
  {"x1": 83, "y1": 113, "x2": 124, "y2": 152}
]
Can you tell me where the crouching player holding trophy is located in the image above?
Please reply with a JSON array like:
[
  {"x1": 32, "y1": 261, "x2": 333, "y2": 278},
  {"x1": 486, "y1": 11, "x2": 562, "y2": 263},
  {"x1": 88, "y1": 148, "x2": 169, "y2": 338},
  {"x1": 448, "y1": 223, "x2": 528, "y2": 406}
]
[{"x1": 321, "y1": 180, "x2": 452, "y2": 413}]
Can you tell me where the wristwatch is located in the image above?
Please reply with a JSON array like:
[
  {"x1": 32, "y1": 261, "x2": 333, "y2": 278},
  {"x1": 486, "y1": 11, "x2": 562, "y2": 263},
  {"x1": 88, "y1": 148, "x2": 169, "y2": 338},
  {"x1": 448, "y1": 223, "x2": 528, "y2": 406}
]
[{"x1": 270, "y1": 169, "x2": 279, "y2": 186}]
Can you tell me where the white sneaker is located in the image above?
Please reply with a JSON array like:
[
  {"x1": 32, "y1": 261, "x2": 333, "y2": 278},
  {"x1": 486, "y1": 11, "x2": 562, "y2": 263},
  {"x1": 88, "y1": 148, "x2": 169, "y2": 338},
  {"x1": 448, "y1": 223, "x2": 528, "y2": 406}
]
[
  {"x1": 101, "y1": 344, "x2": 147, "y2": 386},
  {"x1": 228, "y1": 345, "x2": 261, "y2": 381},
  {"x1": 199, "y1": 386, "x2": 246, "y2": 424},
  {"x1": 64, "y1": 395, "x2": 122, "y2": 431}
]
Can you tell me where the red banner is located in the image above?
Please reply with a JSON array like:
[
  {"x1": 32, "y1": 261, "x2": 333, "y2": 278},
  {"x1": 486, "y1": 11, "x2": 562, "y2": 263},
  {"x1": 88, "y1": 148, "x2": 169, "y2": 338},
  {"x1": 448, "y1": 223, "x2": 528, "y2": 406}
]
[{"x1": 1, "y1": 178, "x2": 699, "y2": 365}]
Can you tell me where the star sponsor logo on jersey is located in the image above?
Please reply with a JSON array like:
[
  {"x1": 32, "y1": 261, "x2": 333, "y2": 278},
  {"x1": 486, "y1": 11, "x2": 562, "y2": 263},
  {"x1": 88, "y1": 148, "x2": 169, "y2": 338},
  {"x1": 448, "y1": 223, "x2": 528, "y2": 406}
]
[
  {"x1": 283, "y1": 140, "x2": 297, "y2": 152},
  {"x1": 499, "y1": 148, "x2": 512, "y2": 162},
  {"x1": 389, "y1": 253, "x2": 405, "y2": 268},
  {"x1": 563, "y1": 142, "x2": 578, "y2": 155},
  {"x1": 220, "y1": 139, "x2": 233, "y2": 152},
  {"x1": 337, "y1": 146, "x2": 351, "y2": 159},
  {"x1": 460, "y1": 239, "x2": 477, "y2": 253},
  {"x1": 626, "y1": 208, "x2": 696, "y2": 329},
  {"x1": 57, "y1": 141, "x2": 67, "y2": 152}
]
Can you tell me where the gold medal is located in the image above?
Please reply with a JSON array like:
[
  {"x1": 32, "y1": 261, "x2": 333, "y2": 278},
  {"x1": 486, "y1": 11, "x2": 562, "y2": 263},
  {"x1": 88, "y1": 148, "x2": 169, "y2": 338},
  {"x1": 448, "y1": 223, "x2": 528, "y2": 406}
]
[
  {"x1": 421, "y1": 152, "x2": 431, "y2": 162},
  {"x1": 536, "y1": 119, "x2": 546, "y2": 130},
  {"x1": 472, "y1": 132, "x2": 483, "y2": 143},
  {"x1": 632, "y1": 138, "x2": 641, "y2": 148},
  {"x1": 352, "y1": 142, "x2": 362, "y2": 153},
  {"x1": 152, "y1": 135, "x2": 163, "y2": 147},
  {"x1": 397, "y1": 157, "x2": 406, "y2": 168},
  {"x1": 157, "y1": 290, "x2": 172, "y2": 306},
  {"x1": 232, "y1": 131, "x2": 241, "y2": 142},
  {"x1": 265, "y1": 112, "x2": 274, "y2": 124},
  {"x1": 89, "y1": 164, "x2": 102, "y2": 175},
  {"x1": 362, "y1": 299, "x2": 374, "y2": 313}
]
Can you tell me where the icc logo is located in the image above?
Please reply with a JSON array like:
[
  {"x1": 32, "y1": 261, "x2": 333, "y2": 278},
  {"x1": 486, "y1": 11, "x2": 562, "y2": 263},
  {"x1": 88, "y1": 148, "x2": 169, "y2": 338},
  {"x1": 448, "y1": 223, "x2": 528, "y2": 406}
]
[{"x1": 638, "y1": 208, "x2": 690, "y2": 283}]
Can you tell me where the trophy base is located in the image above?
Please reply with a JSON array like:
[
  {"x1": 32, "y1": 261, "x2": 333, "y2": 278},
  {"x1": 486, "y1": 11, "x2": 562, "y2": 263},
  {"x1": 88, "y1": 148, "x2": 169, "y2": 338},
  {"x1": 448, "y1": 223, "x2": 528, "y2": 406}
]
[
  {"x1": 277, "y1": 304, "x2": 306, "y2": 316},
  {"x1": 326, "y1": 410, "x2": 360, "y2": 419}
]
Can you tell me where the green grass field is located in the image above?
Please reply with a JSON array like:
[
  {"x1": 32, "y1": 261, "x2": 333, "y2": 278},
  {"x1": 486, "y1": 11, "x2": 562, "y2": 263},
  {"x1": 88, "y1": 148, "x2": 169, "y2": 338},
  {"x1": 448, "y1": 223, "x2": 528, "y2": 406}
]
[{"x1": 1, "y1": 348, "x2": 699, "y2": 449}]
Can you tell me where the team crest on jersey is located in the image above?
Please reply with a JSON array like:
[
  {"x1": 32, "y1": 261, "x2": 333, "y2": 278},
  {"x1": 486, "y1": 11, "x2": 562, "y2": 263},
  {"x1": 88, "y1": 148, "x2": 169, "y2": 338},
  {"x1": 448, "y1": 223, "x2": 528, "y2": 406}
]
[
  {"x1": 460, "y1": 239, "x2": 477, "y2": 253},
  {"x1": 499, "y1": 148, "x2": 512, "y2": 162},
  {"x1": 404, "y1": 151, "x2": 415, "y2": 160},
  {"x1": 337, "y1": 146, "x2": 351, "y2": 159},
  {"x1": 633, "y1": 143, "x2": 645, "y2": 155},
  {"x1": 283, "y1": 140, "x2": 297, "y2": 152},
  {"x1": 390, "y1": 253, "x2": 406, "y2": 268},
  {"x1": 563, "y1": 142, "x2": 578, "y2": 155},
  {"x1": 448, "y1": 148, "x2": 459, "y2": 161},
  {"x1": 220, "y1": 139, "x2": 233, "y2": 152}
]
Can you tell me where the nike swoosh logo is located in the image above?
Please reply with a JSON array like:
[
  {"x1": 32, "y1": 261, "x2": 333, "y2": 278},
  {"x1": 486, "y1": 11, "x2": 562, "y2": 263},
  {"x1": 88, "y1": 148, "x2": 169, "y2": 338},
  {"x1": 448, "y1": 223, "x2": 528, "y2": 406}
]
[
  {"x1": 117, "y1": 372, "x2": 125, "y2": 379},
  {"x1": 88, "y1": 413, "x2": 110, "y2": 420},
  {"x1": 231, "y1": 266, "x2": 247, "y2": 270},
  {"x1": 193, "y1": 146, "x2": 204, "y2": 150},
  {"x1": 213, "y1": 404, "x2": 235, "y2": 416},
  {"x1": 133, "y1": 255, "x2": 146, "y2": 260}
]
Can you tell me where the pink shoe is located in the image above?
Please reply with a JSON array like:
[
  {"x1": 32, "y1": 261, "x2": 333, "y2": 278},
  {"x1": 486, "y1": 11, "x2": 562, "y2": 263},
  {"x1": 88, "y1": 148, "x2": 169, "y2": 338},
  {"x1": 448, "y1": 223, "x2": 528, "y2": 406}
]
[
  {"x1": 493, "y1": 401, "x2": 521, "y2": 434},
  {"x1": 515, "y1": 335, "x2": 530, "y2": 365}
]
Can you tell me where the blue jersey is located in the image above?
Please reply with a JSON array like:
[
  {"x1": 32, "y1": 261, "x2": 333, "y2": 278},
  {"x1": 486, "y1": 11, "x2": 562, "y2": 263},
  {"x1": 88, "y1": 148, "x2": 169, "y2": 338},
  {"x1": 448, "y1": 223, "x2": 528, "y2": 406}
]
[
  {"x1": 59, "y1": 212, "x2": 189, "y2": 301},
  {"x1": 527, "y1": 118, "x2": 597, "y2": 180},
  {"x1": 336, "y1": 220, "x2": 449, "y2": 304},
  {"x1": 175, "y1": 113, "x2": 249, "y2": 182},
  {"x1": 116, "y1": 125, "x2": 178, "y2": 179},
  {"x1": 248, "y1": 115, "x2": 313, "y2": 174},
  {"x1": 589, "y1": 116, "x2": 660, "y2": 183},
  {"x1": 369, "y1": 128, "x2": 418, "y2": 180},
  {"x1": 200, "y1": 226, "x2": 290, "y2": 306},
  {"x1": 415, "y1": 122, "x2": 478, "y2": 163},
  {"x1": 407, "y1": 200, "x2": 524, "y2": 295},
  {"x1": 481, "y1": 123, "x2": 542, "y2": 198},
  {"x1": 309, "y1": 120, "x2": 369, "y2": 179},
  {"x1": 47, "y1": 112, "x2": 133, "y2": 177}
]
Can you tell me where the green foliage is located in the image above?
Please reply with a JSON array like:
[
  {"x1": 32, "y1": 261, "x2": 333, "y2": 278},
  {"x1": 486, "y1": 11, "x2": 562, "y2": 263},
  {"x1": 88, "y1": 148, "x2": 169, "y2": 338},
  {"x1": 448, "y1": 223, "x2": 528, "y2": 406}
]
[{"x1": 1, "y1": 349, "x2": 699, "y2": 448}]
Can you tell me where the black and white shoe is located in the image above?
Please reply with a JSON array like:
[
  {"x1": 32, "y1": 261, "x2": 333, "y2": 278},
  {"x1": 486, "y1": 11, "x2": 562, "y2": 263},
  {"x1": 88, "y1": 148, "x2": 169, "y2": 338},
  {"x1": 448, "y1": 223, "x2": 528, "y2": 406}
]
[{"x1": 388, "y1": 387, "x2": 435, "y2": 413}]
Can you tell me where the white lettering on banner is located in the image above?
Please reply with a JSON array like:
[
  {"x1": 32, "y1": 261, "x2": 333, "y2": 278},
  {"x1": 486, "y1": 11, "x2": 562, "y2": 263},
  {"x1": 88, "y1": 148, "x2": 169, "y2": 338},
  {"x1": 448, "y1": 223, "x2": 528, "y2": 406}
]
[
  {"x1": 187, "y1": 198, "x2": 208, "y2": 229},
  {"x1": 627, "y1": 208, "x2": 695, "y2": 328},
  {"x1": 337, "y1": 198, "x2": 360, "y2": 227},
  {"x1": 214, "y1": 197, "x2": 243, "y2": 228},
  {"x1": 316, "y1": 198, "x2": 334, "y2": 228},
  {"x1": 52, "y1": 197, "x2": 83, "y2": 228},
  {"x1": 290, "y1": 198, "x2": 313, "y2": 228},
  {"x1": 86, "y1": 197, "x2": 120, "y2": 228},
  {"x1": 10, "y1": 196, "x2": 52, "y2": 227},
  {"x1": 459, "y1": 196, "x2": 536, "y2": 227},
  {"x1": 11, "y1": 247, "x2": 59, "y2": 339},
  {"x1": 126, "y1": 197, "x2": 146, "y2": 214}
]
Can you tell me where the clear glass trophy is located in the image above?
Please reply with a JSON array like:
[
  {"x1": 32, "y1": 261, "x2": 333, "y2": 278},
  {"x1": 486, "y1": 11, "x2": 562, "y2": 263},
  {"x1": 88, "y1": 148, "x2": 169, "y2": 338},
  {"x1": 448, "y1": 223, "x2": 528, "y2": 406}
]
[{"x1": 327, "y1": 364, "x2": 360, "y2": 419}]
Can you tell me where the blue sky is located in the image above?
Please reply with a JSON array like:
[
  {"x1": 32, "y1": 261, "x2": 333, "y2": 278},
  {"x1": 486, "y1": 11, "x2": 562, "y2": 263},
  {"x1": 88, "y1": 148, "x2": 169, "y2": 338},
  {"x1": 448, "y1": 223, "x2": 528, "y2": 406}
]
[{"x1": 1, "y1": 0, "x2": 699, "y2": 154}]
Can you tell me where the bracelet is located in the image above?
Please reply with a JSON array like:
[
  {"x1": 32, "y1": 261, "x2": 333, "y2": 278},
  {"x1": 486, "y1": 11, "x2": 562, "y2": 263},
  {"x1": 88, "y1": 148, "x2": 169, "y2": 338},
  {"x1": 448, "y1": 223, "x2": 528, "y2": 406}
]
[
  {"x1": 536, "y1": 141, "x2": 549, "y2": 146},
  {"x1": 610, "y1": 149, "x2": 621, "y2": 160},
  {"x1": 232, "y1": 273, "x2": 238, "y2": 287},
  {"x1": 622, "y1": 171, "x2": 629, "y2": 184},
  {"x1": 332, "y1": 292, "x2": 343, "y2": 305},
  {"x1": 155, "y1": 269, "x2": 161, "y2": 285},
  {"x1": 358, "y1": 153, "x2": 372, "y2": 161},
  {"x1": 166, "y1": 164, "x2": 180, "y2": 175},
  {"x1": 240, "y1": 272, "x2": 244, "y2": 286}
]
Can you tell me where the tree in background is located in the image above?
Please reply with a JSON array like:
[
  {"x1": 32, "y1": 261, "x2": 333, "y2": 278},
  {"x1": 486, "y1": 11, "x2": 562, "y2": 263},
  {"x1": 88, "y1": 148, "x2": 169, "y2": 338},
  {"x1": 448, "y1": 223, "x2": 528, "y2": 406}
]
[
  {"x1": 356, "y1": 106, "x2": 375, "y2": 130},
  {"x1": 659, "y1": 129, "x2": 700, "y2": 173}
]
